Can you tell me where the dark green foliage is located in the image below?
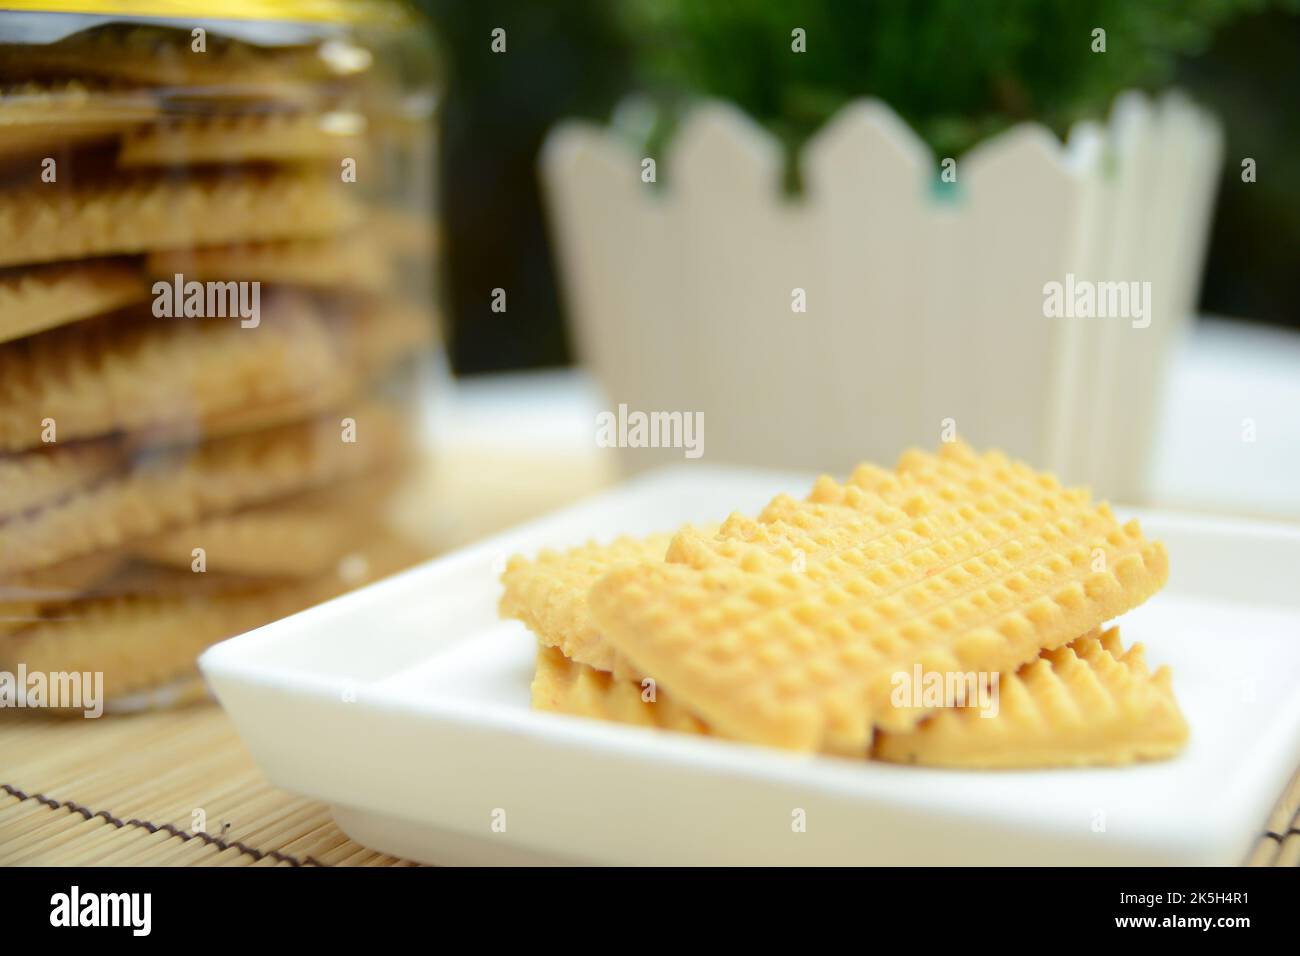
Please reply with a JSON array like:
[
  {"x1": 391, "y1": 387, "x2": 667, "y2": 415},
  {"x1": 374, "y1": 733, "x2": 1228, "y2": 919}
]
[{"x1": 624, "y1": 0, "x2": 1276, "y2": 159}]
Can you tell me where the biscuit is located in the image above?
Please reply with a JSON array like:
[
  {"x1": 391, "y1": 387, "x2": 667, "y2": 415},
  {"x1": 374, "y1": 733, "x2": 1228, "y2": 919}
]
[
  {"x1": 0, "y1": 171, "x2": 359, "y2": 269},
  {"x1": 0, "y1": 551, "x2": 124, "y2": 640},
  {"x1": 118, "y1": 112, "x2": 366, "y2": 167},
  {"x1": 0, "y1": 25, "x2": 349, "y2": 89},
  {"x1": 590, "y1": 446, "x2": 1168, "y2": 752},
  {"x1": 0, "y1": 294, "x2": 411, "y2": 452},
  {"x1": 0, "y1": 80, "x2": 157, "y2": 160},
  {"x1": 146, "y1": 237, "x2": 391, "y2": 292},
  {"x1": 0, "y1": 405, "x2": 403, "y2": 576},
  {"x1": 117, "y1": 298, "x2": 431, "y2": 451},
  {"x1": 0, "y1": 438, "x2": 123, "y2": 519},
  {"x1": 874, "y1": 627, "x2": 1188, "y2": 768},
  {"x1": 1, "y1": 550, "x2": 124, "y2": 602},
  {"x1": 87, "y1": 563, "x2": 291, "y2": 600},
  {"x1": 143, "y1": 298, "x2": 430, "y2": 447},
  {"x1": 502, "y1": 444, "x2": 1081, "y2": 678},
  {"x1": 125, "y1": 387, "x2": 355, "y2": 450},
  {"x1": 501, "y1": 533, "x2": 680, "y2": 676},
  {"x1": 2, "y1": 569, "x2": 335, "y2": 702},
  {"x1": 531, "y1": 644, "x2": 708, "y2": 735},
  {"x1": 532, "y1": 630, "x2": 1187, "y2": 767},
  {"x1": 502, "y1": 443, "x2": 1085, "y2": 677},
  {"x1": 0, "y1": 600, "x2": 39, "y2": 637},
  {"x1": 0, "y1": 531, "x2": 423, "y2": 703},
  {"x1": 129, "y1": 472, "x2": 398, "y2": 578},
  {"x1": 0, "y1": 260, "x2": 146, "y2": 344}
]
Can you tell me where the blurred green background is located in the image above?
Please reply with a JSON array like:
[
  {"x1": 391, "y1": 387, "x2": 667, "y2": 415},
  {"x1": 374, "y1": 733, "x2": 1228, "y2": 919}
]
[{"x1": 419, "y1": 0, "x2": 1300, "y2": 374}]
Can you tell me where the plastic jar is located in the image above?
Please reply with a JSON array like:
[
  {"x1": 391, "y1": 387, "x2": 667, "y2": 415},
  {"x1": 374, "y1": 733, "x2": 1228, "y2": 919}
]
[{"x1": 0, "y1": 1, "x2": 441, "y2": 711}]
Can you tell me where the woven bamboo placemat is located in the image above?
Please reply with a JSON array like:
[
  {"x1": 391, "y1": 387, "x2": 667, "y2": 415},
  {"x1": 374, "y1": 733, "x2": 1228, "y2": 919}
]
[
  {"x1": 0, "y1": 705, "x2": 411, "y2": 866},
  {"x1": 1, "y1": 701, "x2": 1298, "y2": 866}
]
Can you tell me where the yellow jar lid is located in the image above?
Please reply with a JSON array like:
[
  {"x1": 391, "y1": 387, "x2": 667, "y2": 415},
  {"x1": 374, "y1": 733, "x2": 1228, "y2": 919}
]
[{"x1": 0, "y1": 1, "x2": 408, "y2": 25}]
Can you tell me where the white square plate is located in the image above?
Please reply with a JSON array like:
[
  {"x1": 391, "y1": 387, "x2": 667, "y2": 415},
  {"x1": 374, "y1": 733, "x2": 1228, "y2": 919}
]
[{"x1": 201, "y1": 465, "x2": 1300, "y2": 865}]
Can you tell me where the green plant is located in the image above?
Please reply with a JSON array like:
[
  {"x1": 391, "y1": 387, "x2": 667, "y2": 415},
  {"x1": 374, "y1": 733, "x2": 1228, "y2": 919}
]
[{"x1": 624, "y1": 0, "x2": 1277, "y2": 164}]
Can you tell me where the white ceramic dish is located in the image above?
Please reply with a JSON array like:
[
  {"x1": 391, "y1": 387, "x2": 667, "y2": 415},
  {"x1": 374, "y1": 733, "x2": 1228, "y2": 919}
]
[{"x1": 201, "y1": 465, "x2": 1300, "y2": 865}]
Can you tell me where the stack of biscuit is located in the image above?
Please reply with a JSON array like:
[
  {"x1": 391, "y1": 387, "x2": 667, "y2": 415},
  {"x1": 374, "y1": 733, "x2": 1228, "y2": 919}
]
[
  {"x1": 0, "y1": 21, "x2": 438, "y2": 709},
  {"x1": 502, "y1": 441, "x2": 1189, "y2": 768}
]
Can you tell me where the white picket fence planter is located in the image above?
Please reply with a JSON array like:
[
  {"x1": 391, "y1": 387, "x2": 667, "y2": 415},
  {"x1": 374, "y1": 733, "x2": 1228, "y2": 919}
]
[{"x1": 542, "y1": 93, "x2": 1222, "y2": 500}]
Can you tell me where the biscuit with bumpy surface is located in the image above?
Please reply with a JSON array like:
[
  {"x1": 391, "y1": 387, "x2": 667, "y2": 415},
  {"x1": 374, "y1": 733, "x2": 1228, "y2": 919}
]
[
  {"x1": 504, "y1": 441, "x2": 1121, "y2": 684},
  {"x1": 590, "y1": 446, "x2": 1168, "y2": 753},
  {"x1": 1, "y1": 550, "x2": 123, "y2": 602},
  {"x1": 0, "y1": 294, "x2": 426, "y2": 452},
  {"x1": 503, "y1": 442, "x2": 1103, "y2": 681},
  {"x1": 0, "y1": 80, "x2": 156, "y2": 160},
  {"x1": 0, "y1": 533, "x2": 423, "y2": 704},
  {"x1": 531, "y1": 644, "x2": 707, "y2": 736},
  {"x1": 874, "y1": 627, "x2": 1187, "y2": 768},
  {"x1": 147, "y1": 237, "x2": 391, "y2": 292},
  {"x1": 129, "y1": 472, "x2": 398, "y2": 578},
  {"x1": 532, "y1": 629, "x2": 1187, "y2": 768},
  {"x1": 500, "y1": 533, "x2": 680, "y2": 677},
  {"x1": 0, "y1": 171, "x2": 358, "y2": 269},
  {"x1": 0, "y1": 25, "x2": 351, "y2": 88},
  {"x1": 119, "y1": 112, "x2": 366, "y2": 167},
  {"x1": 0, "y1": 438, "x2": 123, "y2": 520},
  {"x1": 0, "y1": 406, "x2": 402, "y2": 576},
  {"x1": 0, "y1": 260, "x2": 146, "y2": 344}
]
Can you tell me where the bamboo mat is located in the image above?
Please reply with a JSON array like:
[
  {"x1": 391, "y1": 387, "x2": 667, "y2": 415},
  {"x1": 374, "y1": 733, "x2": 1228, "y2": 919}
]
[
  {"x1": 0, "y1": 701, "x2": 1297, "y2": 866},
  {"x1": 0, "y1": 705, "x2": 414, "y2": 866}
]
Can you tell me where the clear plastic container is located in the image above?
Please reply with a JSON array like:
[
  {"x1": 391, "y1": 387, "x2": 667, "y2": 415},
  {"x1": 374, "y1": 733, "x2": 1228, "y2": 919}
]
[{"x1": 0, "y1": 1, "x2": 441, "y2": 711}]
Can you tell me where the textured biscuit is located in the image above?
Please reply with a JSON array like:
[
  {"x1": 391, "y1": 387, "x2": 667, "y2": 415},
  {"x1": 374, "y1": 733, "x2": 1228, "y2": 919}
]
[
  {"x1": 0, "y1": 533, "x2": 422, "y2": 703},
  {"x1": 0, "y1": 294, "x2": 423, "y2": 452},
  {"x1": 501, "y1": 533, "x2": 679, "y2": 676},
  {"x1": 0, "y1": 260, "x2": 146, "y2": 344},
  {"x1": 147, "y1": 236, "x2": 391, "y2": 292},
  {"x1": 0, "y1": 406, "x2": 403, "y2": 575},
  {"x1": 118, "y1": 111, "x2": 366, "y2": 167},
  {"x1": 129, "y1": 472, "x2": 399, "y2": 578},
  {"x1": 531, "y1": 630, "x2": 1187, "y2": 768},
  {"x1": 0, "y1": 171, "x2": 359, "y2": 269},
  {"x1": 116, "y1": 299, "x2": 432, "y2": 450},
  {"x1": 86, "y1": 563, "x2": 293, "y2": 600},
  {"x1": 0, "y1": 551, "x2": 125, "y2": 639},
  {"x1": 0, "y1": 438, "x2": 123, "y2": 519},
  {"x1": 0, "y1": 80, "x2": 157, "y2": 159},
  {"x1": 873, "y1": 627, "x2": 1188, "y2": 768},
  {"x1": 0, "y1": 25, "x2": 350, "y2": 88},
  {"x1": 503, "y1": 442, "x2": 1107, "y2": 680},
  {"x1": 1, "y1": 550, "x2": 124, "y2": 603},
  {"x1": 501, "y1": 442, "x2": 1086, "y2": 678},
  {"x1": 0, "y1": 601, "x2": 39, "y2": 636},
  {"x1": 0, "y1": 303, "x2": 340, "y2": 451},
  {"x1": 531, "y1": 645, "x2": 708, "y2": 735},
  {"x1": 590, "y1": 444, "x2": 1169, "y2": 752}
]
